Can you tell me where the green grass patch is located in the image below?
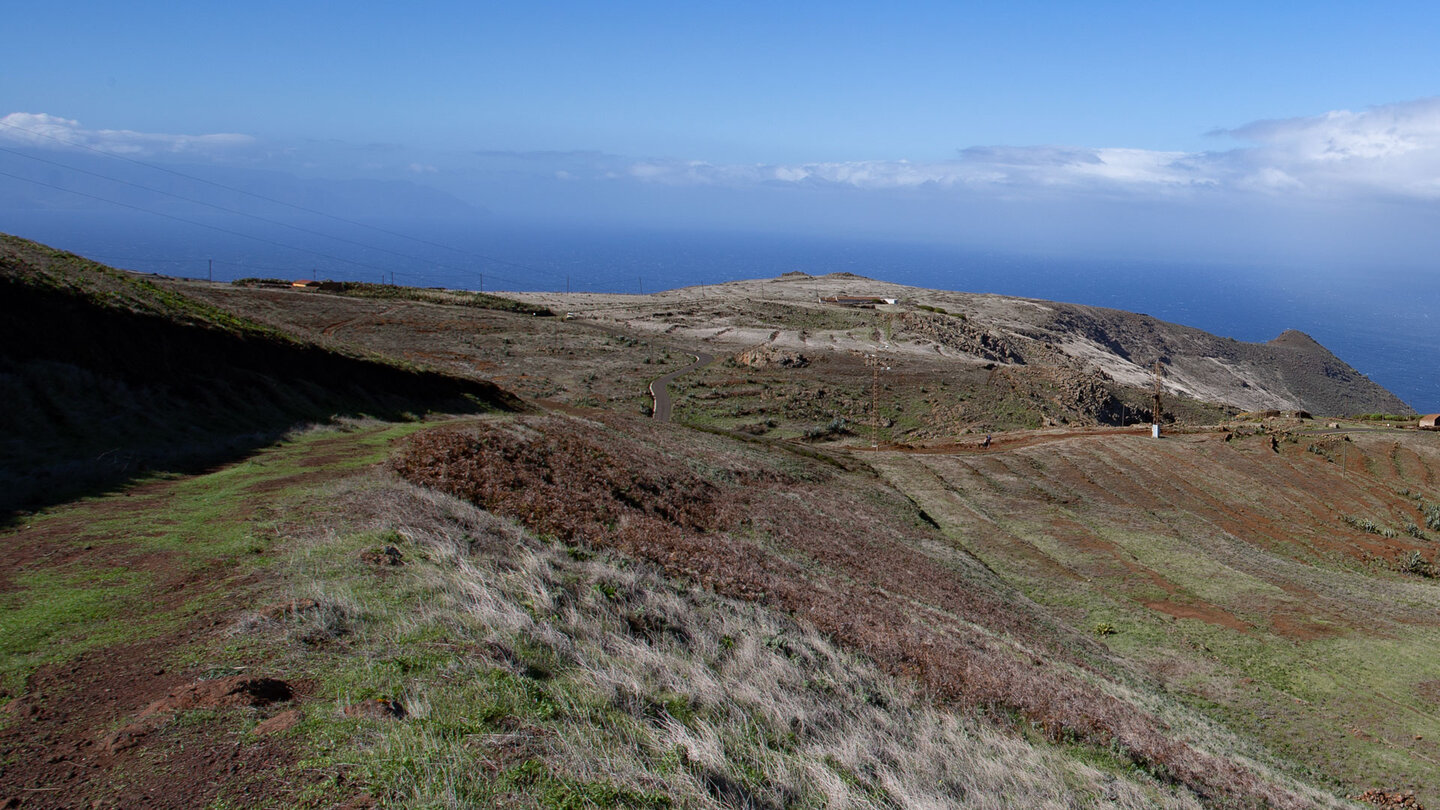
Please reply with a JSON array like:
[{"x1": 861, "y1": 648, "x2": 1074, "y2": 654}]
[
  {"x1": 0, "y1": 422, "x2": 428, "y2": 707},
  {"x1": 0, "y1": 567, "x2": 152, "y2": 698},
  {"x1": 70, "y1": 423, "x2": 428, "y2": 562}
]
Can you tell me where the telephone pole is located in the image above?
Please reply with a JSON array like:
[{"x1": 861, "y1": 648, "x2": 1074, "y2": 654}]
[
  {"x1": 1151, "y1": 360, "x2": 1165, "y2": 438},
  {"x1": 866, "y1": 354, "x2": 888, "y2": 448}
]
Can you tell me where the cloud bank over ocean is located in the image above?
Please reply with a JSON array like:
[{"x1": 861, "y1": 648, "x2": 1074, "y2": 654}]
[
  {"x1": 620, "y1": 98, "x2": 1440, "y2": 202},
  {"x1": 7, "y1": 99, "x2": 1440, "y2": 268},
  {"x1": 12, "y1": 98, "x2": 1440, "y2": 200},
  {"x1": 0, "y1": 112, "x2": 254, "y2": 157}
]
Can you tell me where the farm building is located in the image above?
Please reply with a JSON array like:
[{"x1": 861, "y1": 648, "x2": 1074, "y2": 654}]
[
  {"x1": 821, "y1": 295, "x2": 898, "y2": 307},
  {"x1": 1420, "y1": 414, "x2": 1440, "y2": 430},
  {"x1": 291, "y1": 280, "x2": 322, "y2": 289}
]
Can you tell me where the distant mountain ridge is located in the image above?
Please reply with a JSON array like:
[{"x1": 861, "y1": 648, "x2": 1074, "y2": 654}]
[{"x1": 517, "y1": 272, "x2": 1414, "y2": 419}]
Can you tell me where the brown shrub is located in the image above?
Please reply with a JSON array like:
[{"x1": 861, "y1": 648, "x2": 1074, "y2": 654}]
[
  {"x1": 392, "y1": 416, "x2": 1319, "y2": 809},
  {"x1": 393, "y1": 420, "x2": 726, "y2": 543}
]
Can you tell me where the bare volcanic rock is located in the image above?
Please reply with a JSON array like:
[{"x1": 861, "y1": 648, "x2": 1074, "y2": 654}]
[{"x1": 1033, "y1": 306, "x2": 1411, "y2": 416}]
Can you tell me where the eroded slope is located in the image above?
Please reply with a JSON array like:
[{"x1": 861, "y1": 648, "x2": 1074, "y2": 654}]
[{"x1": 871, "y1": 426, "x2": 1440, "y2": 802}]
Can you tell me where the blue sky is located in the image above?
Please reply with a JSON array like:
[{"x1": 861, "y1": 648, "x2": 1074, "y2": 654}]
[
  {"x1": 7, "y1": 1, "x2": 1440, "y2": 267},
  {"x1": 12, "y1": 1, "x2": 1440, "y2": 159}
]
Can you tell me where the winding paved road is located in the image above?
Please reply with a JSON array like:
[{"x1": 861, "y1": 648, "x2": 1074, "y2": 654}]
[{"x1": 650, "y1": 353, "x2": 714, "y2": 422}]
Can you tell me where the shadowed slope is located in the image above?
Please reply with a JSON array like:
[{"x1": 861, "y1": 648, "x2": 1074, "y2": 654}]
[{"x1": 0, "y1": 233, "x2": 521, "y2": 518}]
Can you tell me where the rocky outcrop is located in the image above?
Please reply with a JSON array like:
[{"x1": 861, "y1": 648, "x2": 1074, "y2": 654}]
[
  {"x1": 1030, "y1": 306, "x2": 1411, "y2": 417},
  {"x1": 896, "y1": 312, "x2": 1026, "y2": 364},
  {"x1": 736, "y1": 346, "x2": 809, "y2": 369}
]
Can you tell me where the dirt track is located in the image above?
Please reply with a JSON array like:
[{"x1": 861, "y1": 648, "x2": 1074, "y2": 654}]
[
  {"x1": 865, "y1": 424, "x2": 1164, "y2": 454},
  {"x1": 649, "y1": 352, "x2": 714, "y2": 421}
]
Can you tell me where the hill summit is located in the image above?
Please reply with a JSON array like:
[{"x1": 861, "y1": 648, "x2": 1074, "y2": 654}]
[{"x1": 509, "y1": 273, "x2": 1411, "y2": 428}]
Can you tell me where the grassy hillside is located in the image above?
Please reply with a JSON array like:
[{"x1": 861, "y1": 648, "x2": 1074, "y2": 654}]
[
  {"x1": 389, "y1": 410, "x2": 1371, "y2": 808},
  {"x1": 6, "y1": 238, "x2": 1432, "y2": 808},
  {"x1": 871, "y1": 425, "x2": 1440, "y2": 803},
  {"x1": 0, "y1": 233, "x2": 520, "y2": 517},
  {"x1": 0, "y1": 415, "x2": 1356, "y2": 809}
]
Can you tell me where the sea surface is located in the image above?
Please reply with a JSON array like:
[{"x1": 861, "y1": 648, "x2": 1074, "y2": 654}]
[{"x1": 6, "y1": 210, "x2": 1437, "y2": 412}]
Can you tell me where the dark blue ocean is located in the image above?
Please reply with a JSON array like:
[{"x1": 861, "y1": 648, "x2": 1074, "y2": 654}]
[{"x1": 5, "y1": 210, "x2": 1436, "y2": 412}]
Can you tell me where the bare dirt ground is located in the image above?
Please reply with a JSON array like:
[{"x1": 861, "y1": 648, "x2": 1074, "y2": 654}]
[
  {"x1": 0, "y1": 429, "x2": 397, "y2": 810},
  {"x1": 2, "y1": 486, "x2": 297, "y2": 809}
]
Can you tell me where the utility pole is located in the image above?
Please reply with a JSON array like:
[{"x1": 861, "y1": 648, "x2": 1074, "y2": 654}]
[
  {"x1": 639, "y1": 276, "x2": 644, "y2": 296},
  {"x1": 479, "y1": 273, "x2": 484, "y2": 293},
  {"x1": 866, "y1": 354, "x2": 887, "y2": 448},
  {"x1": 208, "y1": 258, "x2": 212, "y2": 283},
  {"x1": 566, "y1": 275, "x2": 570, "y2": 294},
  {"x1": 1151, "y1": 360, "x2": 1165, "y2": 438}
]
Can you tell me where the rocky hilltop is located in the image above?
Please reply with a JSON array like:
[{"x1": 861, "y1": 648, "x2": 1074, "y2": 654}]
[
  {"x1": 520, "y1": 272, "x2": 1412, "y2": 420},
  {"x1": 1011, "y1": 303, "x2": 1411, "y2": 416}
]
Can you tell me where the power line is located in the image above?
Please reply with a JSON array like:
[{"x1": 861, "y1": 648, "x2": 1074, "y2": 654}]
[
  {"x1": 0, "y1": 169, "x2": 408, "y2": 277},
  {"x1": 0, "y1": 118, "x2": 569, "y2": 286},
  {"x1": 0, "y1": 146, "x2": 543, "y2": 289},
  {"x1": 1, "y1": 145, "x2": 471, "y2": 275}
]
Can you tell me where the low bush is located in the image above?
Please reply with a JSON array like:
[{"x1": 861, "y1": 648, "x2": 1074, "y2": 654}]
[
  {"x1": 1398, "y1": 550, "x2": 1436, "y2": 578},
  {"x1": 1342, "y1": 515, "x2": 1398, "y2": 538}
]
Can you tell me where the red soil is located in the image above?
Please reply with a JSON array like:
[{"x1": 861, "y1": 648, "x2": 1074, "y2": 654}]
[{"x1": 0, "y1": 473, "x2": 319, "y2": 809}]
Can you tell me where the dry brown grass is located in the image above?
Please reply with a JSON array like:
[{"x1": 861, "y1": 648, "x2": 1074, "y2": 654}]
[
  {"x1": 391, "y1": 412, "x2": 1351, "y2": 809},
  {"x1": 275, "y1": 469, "x2": 1216, "y2": 808}
]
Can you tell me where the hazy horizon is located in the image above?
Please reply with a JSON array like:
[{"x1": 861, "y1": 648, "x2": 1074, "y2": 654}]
[{"x1": 7, "y1": 3, "x2": 1440, "y2": 273}]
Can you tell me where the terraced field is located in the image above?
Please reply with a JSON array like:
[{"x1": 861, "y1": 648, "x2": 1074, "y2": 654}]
[{"x1": 872, "y1": 427, "x2": 1440, "y2": 801}]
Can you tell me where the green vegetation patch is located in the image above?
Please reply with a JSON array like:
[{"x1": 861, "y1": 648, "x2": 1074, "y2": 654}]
[
  {"x1": 0, "y1": 567, "x2": 152, "y2": 698},
  {"x1": 0, "y1": 422, "x2": 425, "y2": 703}
]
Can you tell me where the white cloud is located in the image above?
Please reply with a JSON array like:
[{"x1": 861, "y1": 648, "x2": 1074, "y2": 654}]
[
  {"x1": 619, "y1": 98, "x2": 1440, "y2": 203},
  {"x1": 623, "y1": 147, "x2": 1215, "y2": 195},
  {"x1": 1217, "y1": 97, "x2": 1440, "y2": 198},
  {"x1": 0, "y1": 112, "x2": 253, "y2": 156}
]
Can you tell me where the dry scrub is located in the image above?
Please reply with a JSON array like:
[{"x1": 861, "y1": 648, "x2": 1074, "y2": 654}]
[
  {"x1": 392, "y1": 413, "x2": 1350, "y2": 809},
  {"x1": 279, "y1": 471, "x2": 1211, "y2": 808}
]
